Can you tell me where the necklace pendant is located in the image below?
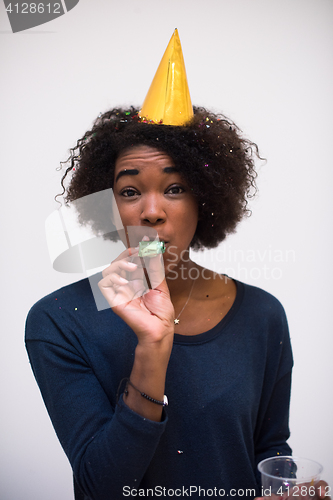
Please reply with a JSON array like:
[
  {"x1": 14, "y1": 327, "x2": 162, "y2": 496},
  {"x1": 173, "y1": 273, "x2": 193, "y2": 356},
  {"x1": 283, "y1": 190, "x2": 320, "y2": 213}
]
[{"x1": 174, "y1": 318, "x2": 180, "y2": 325}]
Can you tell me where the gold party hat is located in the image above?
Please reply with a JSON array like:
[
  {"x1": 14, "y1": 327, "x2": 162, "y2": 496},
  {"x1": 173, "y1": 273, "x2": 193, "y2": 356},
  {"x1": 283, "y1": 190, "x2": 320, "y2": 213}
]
[{"x1": 139, "y1": 29, "x2": 193, "y2": 126}]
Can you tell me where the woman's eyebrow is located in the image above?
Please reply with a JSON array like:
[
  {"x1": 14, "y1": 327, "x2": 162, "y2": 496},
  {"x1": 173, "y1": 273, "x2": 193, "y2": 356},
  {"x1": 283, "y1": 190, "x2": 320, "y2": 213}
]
[
  {"x1": 116, "y1": 166, "x2": 179, "y2": 182},
  {"x1": 163, "y1": 167, "x2": 179, "y2": 174},
  {"x1": 115, "y1": 169, "x2": 139, "y2": 182}
]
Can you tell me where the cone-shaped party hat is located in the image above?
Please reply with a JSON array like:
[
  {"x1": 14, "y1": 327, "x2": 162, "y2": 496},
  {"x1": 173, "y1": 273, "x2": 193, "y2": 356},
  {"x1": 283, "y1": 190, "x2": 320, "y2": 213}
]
[{"x1": 139, "y1": 29, "x2": 193, "y2": 126}]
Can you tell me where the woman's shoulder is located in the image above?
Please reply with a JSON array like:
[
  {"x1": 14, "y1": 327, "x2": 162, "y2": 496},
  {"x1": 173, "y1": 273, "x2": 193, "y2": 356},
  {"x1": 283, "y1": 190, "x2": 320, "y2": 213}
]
[
  {"x1": 28, "y1": 277, "x2": 94, "y2": 315},
  {"x1": 196, "y1": 267, "x2": 285, "y2": 314},
  {"x1": 25, "y1": 275, "x2": 135, "y2": 354},
  {"x1": 238, "y1": 279, "x2": 285, "y2": 308},
  {"x1": 25, "y1": 276, "x2": 103, "y2": 343},
  {"x1": 234, "y1": 279, "x2": 289, "y2": 330}
]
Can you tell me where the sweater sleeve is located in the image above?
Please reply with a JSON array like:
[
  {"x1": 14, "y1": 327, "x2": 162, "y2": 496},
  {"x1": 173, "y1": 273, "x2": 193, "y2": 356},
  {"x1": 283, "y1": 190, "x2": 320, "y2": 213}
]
[
  {"x1": 254, "y1": 372, "x2": 292, "y2": 477},
  {"x1": 25, "y1": 315, "x2": 167, "y2": 499},
  {"x1": 253, "y1": 300, "x2": 293, "y2": 486}
]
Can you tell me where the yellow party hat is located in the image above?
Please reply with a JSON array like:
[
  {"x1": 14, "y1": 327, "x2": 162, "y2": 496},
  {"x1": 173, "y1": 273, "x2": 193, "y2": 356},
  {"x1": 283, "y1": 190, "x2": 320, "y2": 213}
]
[{"x1": 139, "y1": 29, "x2": 193, "y2": 126}]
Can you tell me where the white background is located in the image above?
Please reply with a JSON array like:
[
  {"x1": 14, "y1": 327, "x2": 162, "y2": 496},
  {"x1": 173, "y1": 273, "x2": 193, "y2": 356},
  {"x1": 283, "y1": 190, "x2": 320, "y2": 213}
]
[{"x1": 1, "y1": 1, "x2": 332, "y2": 499}]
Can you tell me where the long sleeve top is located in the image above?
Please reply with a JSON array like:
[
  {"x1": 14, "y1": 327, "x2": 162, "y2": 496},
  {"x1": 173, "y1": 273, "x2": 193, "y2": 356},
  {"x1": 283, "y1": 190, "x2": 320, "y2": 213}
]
[{"x1": 25, "y1": 277, "x2": 293, "y2": 500}]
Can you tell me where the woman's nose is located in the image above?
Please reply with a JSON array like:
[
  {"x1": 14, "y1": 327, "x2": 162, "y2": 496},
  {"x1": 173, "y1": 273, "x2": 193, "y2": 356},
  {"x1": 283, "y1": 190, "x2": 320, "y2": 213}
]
[{"x1": 140, "y1": 195, "x2": 166, "y2": 225}]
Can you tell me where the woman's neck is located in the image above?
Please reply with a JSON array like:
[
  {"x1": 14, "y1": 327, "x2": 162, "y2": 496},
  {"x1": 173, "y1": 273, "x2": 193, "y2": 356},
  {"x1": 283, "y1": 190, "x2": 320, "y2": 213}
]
[
  {"x1": 164, "y1": 260, "x2": 237, "y2": 336},
  {"x1": 165, "y1": 259, "x2": 198, "y2": 302}
]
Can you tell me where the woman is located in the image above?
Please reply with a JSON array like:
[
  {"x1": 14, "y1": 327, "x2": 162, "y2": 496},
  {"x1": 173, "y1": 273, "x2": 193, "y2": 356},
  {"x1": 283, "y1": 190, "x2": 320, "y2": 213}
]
[{"x1": 26, "y1": 105, "x2": 296, "y2": 499}]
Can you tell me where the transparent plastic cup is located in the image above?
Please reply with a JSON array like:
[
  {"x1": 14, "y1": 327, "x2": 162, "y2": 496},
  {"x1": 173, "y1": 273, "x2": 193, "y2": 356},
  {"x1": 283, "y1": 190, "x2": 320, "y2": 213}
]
[{"x1": 258, "y1": 456, "x2": 323, "y2": 499}]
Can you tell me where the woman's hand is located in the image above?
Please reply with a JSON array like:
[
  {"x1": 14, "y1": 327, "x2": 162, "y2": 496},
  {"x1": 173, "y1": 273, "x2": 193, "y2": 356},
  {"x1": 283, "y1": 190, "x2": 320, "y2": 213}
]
[
  {"x1": 99, "y1": 244, "x2": 175, "y2": 421},
  {"x1": 98, "y1": 246, "x2": 175, "y2": 348}
]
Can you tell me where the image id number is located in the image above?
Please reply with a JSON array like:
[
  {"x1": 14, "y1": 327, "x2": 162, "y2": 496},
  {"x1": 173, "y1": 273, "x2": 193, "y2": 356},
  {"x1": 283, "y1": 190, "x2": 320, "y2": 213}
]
[
  {"x1": 5, "y1": 3, "x2": 61, "y2": 14},
  {"x1": 276, "y1": 485, "x2": 331, "y2": 497}
]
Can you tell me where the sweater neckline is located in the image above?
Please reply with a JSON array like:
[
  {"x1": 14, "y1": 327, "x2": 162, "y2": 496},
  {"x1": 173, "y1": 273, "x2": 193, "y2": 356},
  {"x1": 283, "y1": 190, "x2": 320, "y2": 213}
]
[{"x1": 173, "y1": 279, "x2": 244, "y2": 345}]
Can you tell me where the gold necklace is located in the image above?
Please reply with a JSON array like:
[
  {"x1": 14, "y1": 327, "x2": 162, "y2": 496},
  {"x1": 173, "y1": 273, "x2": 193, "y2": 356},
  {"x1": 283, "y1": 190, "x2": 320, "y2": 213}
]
[{"x1": 174, "y1": 279, "x2": 195, "y2": 325}]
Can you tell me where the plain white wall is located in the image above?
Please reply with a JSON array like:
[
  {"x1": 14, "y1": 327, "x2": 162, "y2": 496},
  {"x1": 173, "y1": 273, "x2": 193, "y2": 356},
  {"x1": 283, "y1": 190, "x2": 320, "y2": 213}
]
[{"x1": 1, "y1": 1, "x2": 332, "y2": 499}]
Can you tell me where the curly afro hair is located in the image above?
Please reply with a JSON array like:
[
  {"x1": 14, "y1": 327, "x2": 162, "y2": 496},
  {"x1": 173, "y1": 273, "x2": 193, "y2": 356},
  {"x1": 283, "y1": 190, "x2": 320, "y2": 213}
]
[{"x1": 60, "y1": 106, "x2": 260, "y2": 250}]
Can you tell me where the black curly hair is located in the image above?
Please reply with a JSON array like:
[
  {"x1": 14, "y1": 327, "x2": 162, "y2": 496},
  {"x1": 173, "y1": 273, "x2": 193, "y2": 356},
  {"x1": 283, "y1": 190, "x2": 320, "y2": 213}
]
[{"x1": 59, "y1": 106, "x2": 260, "y2": 250}]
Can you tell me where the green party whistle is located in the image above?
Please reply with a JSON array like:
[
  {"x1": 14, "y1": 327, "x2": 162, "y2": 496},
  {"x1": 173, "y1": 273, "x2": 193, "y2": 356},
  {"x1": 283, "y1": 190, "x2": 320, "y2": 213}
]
[{"x1": 138, "y1": 240, "x2": 166, "y2": 258}]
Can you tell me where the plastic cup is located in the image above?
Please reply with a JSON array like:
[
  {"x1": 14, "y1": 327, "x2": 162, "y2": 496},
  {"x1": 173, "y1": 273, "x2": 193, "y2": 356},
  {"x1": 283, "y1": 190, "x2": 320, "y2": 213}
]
[{"x1": 258, "y1": 456, "x2": 323, "y2": 499}]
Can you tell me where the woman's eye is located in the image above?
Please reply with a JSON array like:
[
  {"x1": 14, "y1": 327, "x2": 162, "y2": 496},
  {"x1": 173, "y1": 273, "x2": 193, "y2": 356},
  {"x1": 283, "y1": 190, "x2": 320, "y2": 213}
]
[
  {"x1": 167, "y1": 185, "x2": 185, "y2": 195},
  {"x1": 121, "y1": 188, "x2": 138, "y2": 197}
]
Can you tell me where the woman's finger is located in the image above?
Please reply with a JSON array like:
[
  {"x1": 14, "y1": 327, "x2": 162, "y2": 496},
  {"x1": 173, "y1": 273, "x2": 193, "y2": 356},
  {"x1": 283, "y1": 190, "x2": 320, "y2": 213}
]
[
  {"x1": 142, "y1": 253, "x2": 165, "y2": 290},
  {"x1": 102, "y1": 259, "x2": 138, "y2": 278},
  {"x1": 109, "y1": 273, "x2": 129, "y2": 286}
]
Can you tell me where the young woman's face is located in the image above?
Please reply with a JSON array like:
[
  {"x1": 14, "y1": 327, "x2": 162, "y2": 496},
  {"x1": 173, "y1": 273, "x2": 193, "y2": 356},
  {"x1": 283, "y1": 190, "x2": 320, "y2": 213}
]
[{"x1": 113, "y1": 145, "x2": 198, "y2": 275}]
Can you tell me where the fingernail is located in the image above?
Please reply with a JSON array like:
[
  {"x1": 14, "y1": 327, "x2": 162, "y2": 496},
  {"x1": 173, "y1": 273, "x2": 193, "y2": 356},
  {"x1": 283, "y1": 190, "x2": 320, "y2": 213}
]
[{"x1": 119, "y1": 277, "x2": 129, "y2": 284}]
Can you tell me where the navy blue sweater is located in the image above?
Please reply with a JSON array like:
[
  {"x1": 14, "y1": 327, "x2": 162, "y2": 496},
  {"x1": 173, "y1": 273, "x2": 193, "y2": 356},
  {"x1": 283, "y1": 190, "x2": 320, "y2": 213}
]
[{"x1": 25, "y1": 277, "x2": 293, "y2": 499}]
